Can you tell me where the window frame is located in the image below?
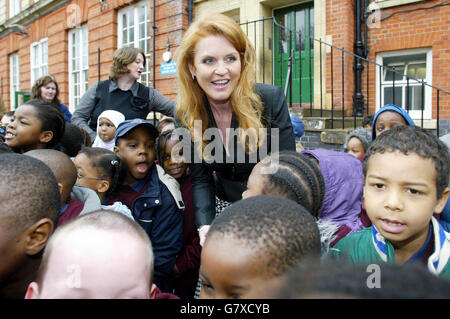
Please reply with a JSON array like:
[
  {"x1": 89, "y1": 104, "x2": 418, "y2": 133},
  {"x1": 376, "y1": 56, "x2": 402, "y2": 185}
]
[
  {"x1": 30, "y1": 38, "x2": 48, "y2": 85},
  {"x1": 375, "y1": 48, "x2": 432, "y2": 119},
  {"x1": 117, "y1": 0, "x2": 151, "y2": 87},
  {"x1": 9, "y1": 0, "x2": 20, "y2": 18},
  {"x1": 68, "y1": 24, "x2": 89, "y2": 112},
  {"x1": 9, "y1": 52, "x2": 20, "y2": 109}
]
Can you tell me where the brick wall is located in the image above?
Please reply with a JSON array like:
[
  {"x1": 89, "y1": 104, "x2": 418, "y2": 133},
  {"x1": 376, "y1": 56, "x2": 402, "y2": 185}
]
[
  {"x1": 364, "y1": 0, "x2": 450, "y2": 118},
  {"x1": 0, "y1": 0, "x2": 188, "y2": 111}
]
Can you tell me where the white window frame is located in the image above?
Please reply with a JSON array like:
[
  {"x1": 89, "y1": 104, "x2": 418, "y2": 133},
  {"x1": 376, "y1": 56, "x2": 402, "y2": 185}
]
[
  {"x1": 30, "y1": 38, "x2": 48, "y2": 85},
  {"x1": 9, "y1": 53, "x2": 20, "y2": 109},
  {"x1": 376, "y1": 48, "x2": 432, "y2": 120},
  {"x1": 9, "y1": 0, "x2": 20, "y2": 18},
  {"x1": 117, "y1": 0, "x2": 151, "y2": 87},
  {"x1": 68, "y1": 24, "x2": 89, "y2": 112}
]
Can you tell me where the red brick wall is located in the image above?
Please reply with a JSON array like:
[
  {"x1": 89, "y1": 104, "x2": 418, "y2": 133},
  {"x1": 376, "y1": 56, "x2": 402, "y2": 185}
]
[
  {"x1": 364, "y1": 0, "x2": 450, "y2": 118},
  {"x1": 326, "y1": 0, "x2": 356, "y2": 114},
  {"x1": 0, "y1": 0, "x2": 188, "y2": 111}
]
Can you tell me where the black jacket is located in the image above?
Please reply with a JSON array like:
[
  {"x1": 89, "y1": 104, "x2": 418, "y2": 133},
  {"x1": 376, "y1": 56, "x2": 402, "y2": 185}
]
[{"x1": 177, "y1": 83, "x2": 296, "y2": 228}]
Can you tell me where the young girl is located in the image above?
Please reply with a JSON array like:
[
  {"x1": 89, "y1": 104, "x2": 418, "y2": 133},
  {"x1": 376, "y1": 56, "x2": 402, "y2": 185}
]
[
  {"x1": 92, "y1": 110, "x2": 125, "y2": 152},
  {"x1": 343, "y1": 127, "x2": 372, "y2": 161},
  {"x1": 4, "y1": 99, "x2": 65, "y2": 153},
  {"x1": 242, "y1": 150, "x2": 341, "y2": 253},
  {"x1": 157, "y1": 129, "x2": 201, "y2": 299},
  {"x1": 73, "y1": 146, "x2": 134, "y2": 220}
]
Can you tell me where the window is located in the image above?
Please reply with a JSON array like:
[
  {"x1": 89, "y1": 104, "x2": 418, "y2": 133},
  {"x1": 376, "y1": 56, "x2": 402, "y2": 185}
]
[
  {"x1": 9, "y1": 53, "x2": 19, "y2": 109},
  {"x1": 9, "y1": 0, "x2": 20, "y2": 18},
  {"x1": 30, "y1": 38, "x2": 48, "y2": 84},
  {"x1": 69, "y1": 24, "x2": 89, "y2": 111},
  {"x1": 118, "y1": 1, "x2": 151, "y2": 86},
  {"x1": 376, "y1": 49, "x2": 432, "y2": 119}
]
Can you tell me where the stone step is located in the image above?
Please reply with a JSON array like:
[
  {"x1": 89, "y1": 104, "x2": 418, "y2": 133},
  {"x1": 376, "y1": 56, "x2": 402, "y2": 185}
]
[
  {"x1": 320, "y1": 128, "x2": 353, "y2": 145},
  {"x1": 302, "y1": 117, "x2": 364, "y2": 131}
]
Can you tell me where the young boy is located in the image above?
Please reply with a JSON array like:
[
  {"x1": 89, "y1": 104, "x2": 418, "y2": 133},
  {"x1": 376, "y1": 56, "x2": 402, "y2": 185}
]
[
  {"x1": 199, "y1": 195, "x2": 321, "y2": 299},
  {"x1": 25, "y1": 149, "x2": 102, "y2": 226},
  {"x1": 25, "y1": 210, "x2": 177, "y2": 299},
  {"x1": 0, "y1": 153, "x2": 60, "y2": 299},
  {"x1": 333, "y1": 125, "x2": 450, "y2": 278},
  {"x1": 107, "y1": 119, "x2": 184, "y2": 293}
]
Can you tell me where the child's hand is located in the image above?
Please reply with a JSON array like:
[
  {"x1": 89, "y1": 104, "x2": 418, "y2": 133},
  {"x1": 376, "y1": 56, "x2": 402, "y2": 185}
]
[{"x1": 198, "y1": 225, "x2": 210, "y2": 247}]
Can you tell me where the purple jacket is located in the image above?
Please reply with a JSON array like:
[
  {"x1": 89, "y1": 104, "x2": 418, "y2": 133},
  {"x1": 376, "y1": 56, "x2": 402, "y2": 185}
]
[{"x1": 301, "y1": 149, "x2": 365, "y2": 235}]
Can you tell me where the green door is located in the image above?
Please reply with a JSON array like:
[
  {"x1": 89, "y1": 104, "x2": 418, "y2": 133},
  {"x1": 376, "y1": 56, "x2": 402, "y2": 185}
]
[{"x1": 274, "y1": 3, "x2": 314, "y2": 105}]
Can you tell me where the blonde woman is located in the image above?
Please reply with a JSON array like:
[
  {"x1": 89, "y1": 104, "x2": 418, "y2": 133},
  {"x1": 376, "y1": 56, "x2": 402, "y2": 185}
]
[
  {"x1": 175, "y1": 13, "x2": 295, "y2": 242},
  {"x1": 72, "y1": 47, "x2": 174, "y2": 141}
]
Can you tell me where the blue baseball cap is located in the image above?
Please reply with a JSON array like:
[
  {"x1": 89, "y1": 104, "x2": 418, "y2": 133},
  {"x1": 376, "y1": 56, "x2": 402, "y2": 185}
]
[{"x1": 114, "y1": 119, "x2": 159, "y2": 145}]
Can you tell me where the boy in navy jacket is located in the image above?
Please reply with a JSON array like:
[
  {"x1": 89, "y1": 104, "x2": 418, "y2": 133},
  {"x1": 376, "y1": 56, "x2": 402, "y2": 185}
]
[{"x1": 108, "y1": 119, "x2": 184, "y2": 293}]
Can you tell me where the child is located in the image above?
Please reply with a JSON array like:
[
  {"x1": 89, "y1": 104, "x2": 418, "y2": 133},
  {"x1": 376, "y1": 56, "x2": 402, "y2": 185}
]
[
  {"x1": 59, "y1": 123, "x2": 93, "y2": 158},
  {"x1": 273, "y1": 257, "x2": 450, "y2": 299},
  {"x1": 73, "y1": 146, "x2": 133, "y2": 220},
  {"x1": 92, "y1": 110, "x2": 125, "y2": 152},
  {"x1": 0, "y1": 110, "x2": 14, "y2": 126},
  {"x1": 157, "y1": 129, "x2": 201, "y2": 299},
  {"x1": 4, "y1": 99, "x2": 65, "y2": 153},
  {"x1": 301, "y1": 149, "x2": 366, "y2": 244},
  {"x1": 199, "y1": 195, "x2": 321, "y2": 299},
  {"x1": 242, "y1": 151, "x2": 341, "y2": 251},
  {"x1": 106, "y1": 119, "x2": 184, "y2": 293},
  {"x1": 342, "y1": 127, "x2": 372, "y2": 161},
  {"x1": 333, "y1": 125, "x2": 450, "y2": 278},
  {"x1": 25, "y1": 210, "x2": 177, "y2": 299},
  {"x1": 0, "y1": 153, "x2": 60, "y2": 299},
  {"x1": 371, "y1": 103, "x2": 415, "y2": 140},
  {"x1": 362, "y1": 114, "x2": 373, "y2": 132},
  {"x1": 25, "y1": 149, "x2": 102, "y2": 227},
  {"x1": 157, "y1": 116, "x2": 175, "y2": 134}
]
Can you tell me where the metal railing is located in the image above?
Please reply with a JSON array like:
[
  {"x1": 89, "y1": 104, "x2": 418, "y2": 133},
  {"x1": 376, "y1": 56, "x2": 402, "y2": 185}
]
[{"x1": 240, "y1": 17, "x2": 449, "y2": 136}]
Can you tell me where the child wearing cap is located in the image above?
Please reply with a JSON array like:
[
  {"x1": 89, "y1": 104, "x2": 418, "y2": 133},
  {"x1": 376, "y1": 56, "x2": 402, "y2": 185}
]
[
  {"x1": 106, "y1": 119, "x2": 184, "y2": 294},
  {"x1": 343, "y1": 127, "x2": 372, "y2": 162}
]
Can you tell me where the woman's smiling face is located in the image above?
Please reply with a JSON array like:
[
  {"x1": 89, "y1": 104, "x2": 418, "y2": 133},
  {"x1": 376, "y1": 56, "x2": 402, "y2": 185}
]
[{"x1": 189, "y1": 34, "x2": 242, "y2": 107}]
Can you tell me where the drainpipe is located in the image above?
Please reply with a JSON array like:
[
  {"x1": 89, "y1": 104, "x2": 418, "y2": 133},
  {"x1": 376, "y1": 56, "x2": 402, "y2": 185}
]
[
  {"x1": 152, "y1": 0, "x2": 157, "y2": 89},
  {"x1": 187, "y1": 0, "x2": 193, "y2": 24},
  {"x1": 353, "y1": 0, "x2": 365, "y2": 117}
]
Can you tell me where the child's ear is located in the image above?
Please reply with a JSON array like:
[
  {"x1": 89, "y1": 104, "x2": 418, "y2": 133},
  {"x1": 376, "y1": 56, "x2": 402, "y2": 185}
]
[
  {"x1": 97, "y1": 180, "x2": 110, "y2": 194},
  {"x1": 57, "y1": 182, "x2": 63, "y2": 197},
  {"x1": 113, "y1": 146, "x2": 120, "y2": 157},
  {"x1": 23, "y1": 218, "x2": 54, "y2": 256},
  {"x1": 24, "y1": 282, "x2": 40, "y2": 299},
  {"x1": 434, "y1": 188, "x2": 450, "y2": 215},
  {"x1": 39, "y1": 130, "x2": 54, "y2": 144}
]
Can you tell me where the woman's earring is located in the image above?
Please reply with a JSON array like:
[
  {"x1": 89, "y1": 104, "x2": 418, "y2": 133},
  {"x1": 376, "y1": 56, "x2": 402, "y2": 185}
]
[{"x1": 192, "y1": 74, "x2": 196, "y2": 81}]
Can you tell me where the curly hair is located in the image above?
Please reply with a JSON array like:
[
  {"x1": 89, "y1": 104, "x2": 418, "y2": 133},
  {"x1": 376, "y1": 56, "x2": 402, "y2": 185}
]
[{"x1": 364, "y1": 125, "x2": 449, "y2": 199}]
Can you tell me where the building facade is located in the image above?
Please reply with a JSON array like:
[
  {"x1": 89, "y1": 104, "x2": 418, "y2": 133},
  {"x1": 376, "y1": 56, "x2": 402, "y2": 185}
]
[{"x1": 0, "y1": 0, "x2": 448, "y2": 134}]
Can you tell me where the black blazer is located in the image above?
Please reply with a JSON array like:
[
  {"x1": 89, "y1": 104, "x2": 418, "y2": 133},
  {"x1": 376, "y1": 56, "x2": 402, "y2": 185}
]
[{"x1": 178, "y1": 83, "x2": 296, "y2": 228}]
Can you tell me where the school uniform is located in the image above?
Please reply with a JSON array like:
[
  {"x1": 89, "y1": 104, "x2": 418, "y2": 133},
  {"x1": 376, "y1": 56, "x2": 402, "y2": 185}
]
[{"x1": 332, "y1": 217, "x2": 450, "y2": 279}]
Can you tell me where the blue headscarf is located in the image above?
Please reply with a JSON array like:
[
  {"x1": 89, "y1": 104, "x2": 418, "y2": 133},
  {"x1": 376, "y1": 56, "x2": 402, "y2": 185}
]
[
  {"x1": 371, "y1": 104, "x2": 415, "y2": 139},
  {"x1": 290, "y1": 114, "x2": 304, "y2": 139}
]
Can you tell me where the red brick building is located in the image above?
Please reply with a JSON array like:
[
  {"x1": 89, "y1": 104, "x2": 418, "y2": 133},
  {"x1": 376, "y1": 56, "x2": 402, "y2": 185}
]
[{"x1": 0, "y1": 0, "x2": 448, "y2": 134}]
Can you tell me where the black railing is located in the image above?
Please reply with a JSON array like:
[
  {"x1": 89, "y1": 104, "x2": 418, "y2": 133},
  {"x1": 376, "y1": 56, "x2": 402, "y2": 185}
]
[{"x1": 240, "y1": 17, "x2": 449, "y2": 137}]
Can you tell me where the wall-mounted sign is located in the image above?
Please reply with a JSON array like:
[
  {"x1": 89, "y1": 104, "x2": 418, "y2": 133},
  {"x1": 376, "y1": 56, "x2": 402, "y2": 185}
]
[{"x1": 161, "y1": 61, "x2": 177, "y2": 75}]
